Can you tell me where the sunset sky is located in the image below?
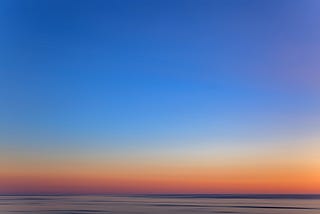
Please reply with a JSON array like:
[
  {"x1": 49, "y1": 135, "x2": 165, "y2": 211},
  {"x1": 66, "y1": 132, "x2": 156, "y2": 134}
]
[{"x1": 1, "y1": 0, "x2": 320, "y2": 194}]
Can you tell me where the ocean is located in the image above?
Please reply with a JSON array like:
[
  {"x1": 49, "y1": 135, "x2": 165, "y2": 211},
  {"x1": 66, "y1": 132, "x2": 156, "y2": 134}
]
[{"x1": 1, "y1": 194, "x2": 320, "y2": 214}]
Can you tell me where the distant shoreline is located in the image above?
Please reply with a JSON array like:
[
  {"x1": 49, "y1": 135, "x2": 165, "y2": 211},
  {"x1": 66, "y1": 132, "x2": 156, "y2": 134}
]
[{"x1": 1, "y1": 194, "x2": 320, "y2": 199}]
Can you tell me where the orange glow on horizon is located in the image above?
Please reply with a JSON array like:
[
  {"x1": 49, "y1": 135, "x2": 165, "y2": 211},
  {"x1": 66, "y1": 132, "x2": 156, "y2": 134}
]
[{"x1": 1, "y1": 159, "x2": 319, "y2": 194}]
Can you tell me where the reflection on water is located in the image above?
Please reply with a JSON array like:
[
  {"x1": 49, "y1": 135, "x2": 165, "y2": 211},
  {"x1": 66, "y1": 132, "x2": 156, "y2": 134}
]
[{"x1": 1, "y1": 194, "x2": 320, "y2": 214}]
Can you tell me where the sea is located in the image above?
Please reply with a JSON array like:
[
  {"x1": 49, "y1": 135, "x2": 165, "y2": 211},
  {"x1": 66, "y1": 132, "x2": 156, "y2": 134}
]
[{"x1": 0, "y1": 194, "x2": 320, "y2": 214}]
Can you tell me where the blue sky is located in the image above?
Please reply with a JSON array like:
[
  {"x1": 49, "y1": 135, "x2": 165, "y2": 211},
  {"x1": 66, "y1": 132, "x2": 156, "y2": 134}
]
[{"x1": 1, "y1": 0, "x2": 320, "y2": 156}]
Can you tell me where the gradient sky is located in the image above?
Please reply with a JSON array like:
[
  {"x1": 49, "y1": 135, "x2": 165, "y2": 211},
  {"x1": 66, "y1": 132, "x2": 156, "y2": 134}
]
[{"x1": 1, "y1": 0, "x2": 320, "y2": 194}]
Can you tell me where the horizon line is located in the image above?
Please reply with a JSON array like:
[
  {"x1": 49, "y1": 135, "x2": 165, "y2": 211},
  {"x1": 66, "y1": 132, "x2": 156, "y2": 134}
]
[{"x1": 1, "y1": 193, "x2": 320, "y2": 199}]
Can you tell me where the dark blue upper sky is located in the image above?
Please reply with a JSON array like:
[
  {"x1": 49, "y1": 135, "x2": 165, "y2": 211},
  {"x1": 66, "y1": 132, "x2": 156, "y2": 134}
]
[{"x1": 1, "y1": 0, "x2": 320, "y2": 151}]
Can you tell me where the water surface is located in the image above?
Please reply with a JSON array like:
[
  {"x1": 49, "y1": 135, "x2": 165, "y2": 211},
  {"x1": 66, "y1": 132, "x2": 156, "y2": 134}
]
[{"x1": 1, "y1": 194, "x2": 320, "y2": 214}]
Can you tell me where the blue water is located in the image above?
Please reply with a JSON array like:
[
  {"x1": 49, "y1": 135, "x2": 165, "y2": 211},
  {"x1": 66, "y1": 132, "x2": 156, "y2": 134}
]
[{"x1": 1, "y1": 194, "x2": 320, "y2": 213}]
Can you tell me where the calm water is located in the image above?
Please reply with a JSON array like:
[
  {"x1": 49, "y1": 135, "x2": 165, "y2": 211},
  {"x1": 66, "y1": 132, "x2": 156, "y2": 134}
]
[{"x1": 1, "y1": 195, "x2": 320, "y2": 214}]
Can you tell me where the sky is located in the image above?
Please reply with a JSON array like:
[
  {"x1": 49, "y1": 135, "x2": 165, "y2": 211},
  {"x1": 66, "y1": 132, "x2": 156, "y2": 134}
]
[{"x1": 1, "y1": 0, "x2": 320, "y2": 194}]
